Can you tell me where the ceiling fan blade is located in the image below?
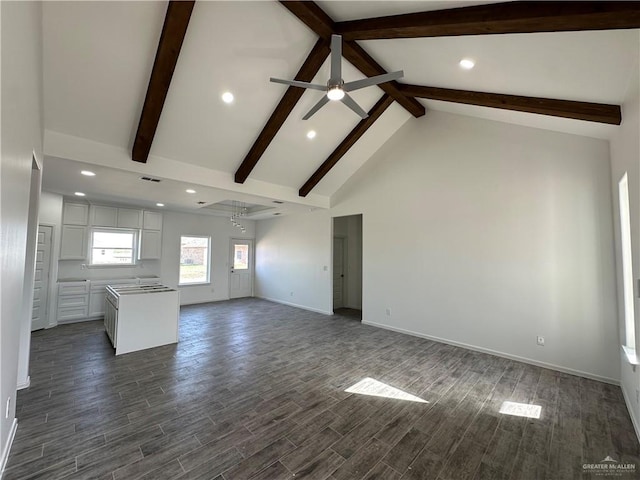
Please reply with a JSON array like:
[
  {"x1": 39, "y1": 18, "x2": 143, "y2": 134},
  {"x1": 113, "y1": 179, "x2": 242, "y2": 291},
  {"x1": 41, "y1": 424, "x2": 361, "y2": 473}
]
[
  {"x1": 343, "y1": 70, "x2": 404, "y2": 92},
  {"x1": 340, "y1": 93, "x2": 368, "y2": 119},
  {"x1": 329, "y1": 34, "x2": 342, "y2": 83},
  {"x1": 303, "y1": 95, "x2": 330, "y2": 120},
  {"x1": 270, "y1": 78, "x2": 326, "y2": 91}
]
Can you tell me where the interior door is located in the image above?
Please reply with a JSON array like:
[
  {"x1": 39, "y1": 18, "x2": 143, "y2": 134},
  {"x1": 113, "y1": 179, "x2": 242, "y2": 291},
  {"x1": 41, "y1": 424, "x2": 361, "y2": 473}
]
[
  {"x1": 32, "y1": 225, "x2": 53, "y2": 330},
  {"x1": 229, "y1": 239, "x2": 254, "y2": 299},
  {"x1": 333, "y1": 236, "x2": 345, "y2": 310}
]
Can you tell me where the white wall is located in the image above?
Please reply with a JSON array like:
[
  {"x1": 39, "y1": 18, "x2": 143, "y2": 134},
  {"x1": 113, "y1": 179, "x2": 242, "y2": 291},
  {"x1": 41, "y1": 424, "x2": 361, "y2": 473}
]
[
  {"x1": 17, "y1": 162, "x2": 42, "y2": 388},
  {"x1": 610, "y1": 32, "x2": 640, "y2": 435},
  {"x1": 0, "y1": 0, "x2": 44, "y2": 471},
  {"x1": 334, "y1": 215, "x2": 363, "y2": 309},
  {"x1": 160, "y1": 211, "x2": 255, "y2": 305},
  {"x1": 330, "y1": 111, "x2": 620, "y2": 382},
  {"x1": 255, "y1": 210, "x2": 332, "y2": 315}
]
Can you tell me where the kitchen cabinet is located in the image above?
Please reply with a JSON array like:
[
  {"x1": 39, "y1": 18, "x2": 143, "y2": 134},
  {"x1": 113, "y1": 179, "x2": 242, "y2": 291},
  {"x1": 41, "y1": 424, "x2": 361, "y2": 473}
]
[
  {"x1": 139, "y1": 230, "x2": 162, "y2": 259},
  {"x1": 62, "y1": 203, "x2": 89, "y2": 225},
  {"x1": 60, "y1": 225, "x2": 87, "y2": 260},
  {"x1": 143, "y1": 211, "x2": 163, "y2": 230},
  {"x1": 117, "y1": 208, "x2": 142, "y2": 228},
  {"x1": 89, "y1": 205, "x2": 142, "y2": 229},
  {"x1": 90, "y1": 205, "x2": 118, "y2": 227},
  {"x1": 57, "y1": 281, "x2": 89, "y2": 323},
  {"x1": 89, "y1": 278, "x2": 136, "y2": 317},
  {"x1": 105, "y1": 284, "x2": 179, "y2": 355}
]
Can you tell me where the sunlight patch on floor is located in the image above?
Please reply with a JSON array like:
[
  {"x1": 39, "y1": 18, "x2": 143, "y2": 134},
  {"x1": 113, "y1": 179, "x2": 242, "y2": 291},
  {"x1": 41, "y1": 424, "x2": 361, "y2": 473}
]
[
  {"x1": 499, "y1": 401, "x2": 542, "y2": 419},
  {"x1": 345, "y1": 377, "x2": 428, "y2": 403}
]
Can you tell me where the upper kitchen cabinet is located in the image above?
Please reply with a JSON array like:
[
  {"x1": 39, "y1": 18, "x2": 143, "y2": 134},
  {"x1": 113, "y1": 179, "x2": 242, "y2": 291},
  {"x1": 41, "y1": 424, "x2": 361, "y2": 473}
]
[
  {"x1": 143, "y1": 211, "x2": 163, "y2": 230},
  {"x1": 117, "y1": 208, "x2": 143, "y2": 228},
  {"x1": 62, "y1": 202, "x2": 89, "y2": 225},
  {"x1": 60, "y1": 225, "x2": 87, "y2": 260},
  {"x1": 90, "y1": 205, "x2": 118, "y2": 227},
  {"x1": 89, "y1": 205, "x2": 143, "y2": 228}
]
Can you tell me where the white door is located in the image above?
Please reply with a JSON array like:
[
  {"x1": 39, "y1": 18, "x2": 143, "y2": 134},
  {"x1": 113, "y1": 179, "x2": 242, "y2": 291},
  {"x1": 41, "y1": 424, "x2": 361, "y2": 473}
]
[
  {"x1": 333, "y1": 237, "x2": 346, "y2": 310},
  {"x1": 32, "y1": 225, "x2": 53, "y2": 330},
  {"x1": 229, "y1": 239, "x2": 253, "y2": 299}
]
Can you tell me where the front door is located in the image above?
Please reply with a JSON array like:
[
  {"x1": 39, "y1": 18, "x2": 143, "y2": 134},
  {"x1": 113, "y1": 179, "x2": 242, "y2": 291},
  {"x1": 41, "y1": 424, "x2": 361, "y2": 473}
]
[
  {"x1": 32, "y1": 225, "x2": 53, "y2": 330},
  {"x1": 229, "y1": 239, "x2": 254, "y2": 299}
]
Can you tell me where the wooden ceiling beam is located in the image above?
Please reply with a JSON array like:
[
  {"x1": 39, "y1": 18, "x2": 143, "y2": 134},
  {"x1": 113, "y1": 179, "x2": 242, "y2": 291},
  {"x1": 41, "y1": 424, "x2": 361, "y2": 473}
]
[
  {"x1": 299, "y1": 95, "x2": 394, "y2": 197},
  {"x1": 342, "y1": 41, "x2": 425, "y2": 118},
  {"x1": 234, "y1": 38, "x2": 331, "y2": 184},
  {"x1": 335, "y1": 1, "x2": 640, "y2": 40},
  {"x1": 279, "y1": 1, "x2": 334, "y2": 38},
  {"x1": 132, "y1": 1, "x2": 195, "y2": 163},
  {"x1": 280, "y1": 1, "x2": 425, "y2": 119},
  {"x1": 399, "y1": 84, "x2": 621, "y2": 125}
]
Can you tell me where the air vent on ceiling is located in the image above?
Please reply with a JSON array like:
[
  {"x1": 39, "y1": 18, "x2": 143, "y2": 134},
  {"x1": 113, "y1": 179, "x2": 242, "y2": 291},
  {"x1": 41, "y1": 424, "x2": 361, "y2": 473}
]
[
  {"x1": 197, "y1": 201, "x2": 207, "y2": 205},
  {"x1": 140, "y1": 176, "x2": 161, "y2": 183},
  {"x1": 273, "y1": 213, "x2": 281, "y2": 216},
  {"x1": 272, "y1": 200, "x2": 284, "y2": 204}
]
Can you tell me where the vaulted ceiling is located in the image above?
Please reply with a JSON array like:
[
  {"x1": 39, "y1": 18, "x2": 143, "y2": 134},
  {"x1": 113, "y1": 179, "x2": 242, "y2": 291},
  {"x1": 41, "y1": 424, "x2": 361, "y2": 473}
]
[{"x1": 41, "y1": 1, "x2": 640, "y2": 216}]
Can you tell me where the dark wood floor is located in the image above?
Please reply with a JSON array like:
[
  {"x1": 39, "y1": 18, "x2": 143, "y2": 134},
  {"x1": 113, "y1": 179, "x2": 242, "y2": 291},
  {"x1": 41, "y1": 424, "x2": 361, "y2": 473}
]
[{"x1": 4, "y1": 298, "x2": 639, "y2": 480}]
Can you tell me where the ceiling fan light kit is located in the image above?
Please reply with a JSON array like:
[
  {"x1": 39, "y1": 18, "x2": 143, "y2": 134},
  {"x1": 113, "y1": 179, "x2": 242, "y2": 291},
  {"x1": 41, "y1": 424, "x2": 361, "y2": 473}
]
[{"x1": 270, "y1": 34, "x2": 404, "y2": 120}]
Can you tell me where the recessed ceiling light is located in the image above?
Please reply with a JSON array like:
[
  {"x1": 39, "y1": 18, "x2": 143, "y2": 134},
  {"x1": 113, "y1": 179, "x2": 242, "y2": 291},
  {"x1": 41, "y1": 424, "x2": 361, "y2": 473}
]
[
  {"x1": 74, "y1": 192, "x2": 85, "y2": 197},
  {"x1": 186, "y1": 189, "x2": 196, "y2": 194},
  {"x1": 221, "y1": 92, "x2": 234, "y2": 104},
  {"x1": 156, "y1": 203, "x2": 165, "y2": 207},
  {"x1": 459, "y1": 58, "x2": 475, "y2": 70},
  {"x1": 80, "y1": 170, "x2": 96, "y2": 177},
  {"x1": 306, "y1": 130, "x2": 316, "y2": 139}
]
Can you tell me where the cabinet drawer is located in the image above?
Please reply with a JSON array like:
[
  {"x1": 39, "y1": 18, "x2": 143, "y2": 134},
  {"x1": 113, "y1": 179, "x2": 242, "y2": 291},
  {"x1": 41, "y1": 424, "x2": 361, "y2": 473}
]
[
  {"x1": 58, "y1": 294, "x2": 89, "y2": 308},
  {"x1": 58, "y1": 282, "x2": 89, "y2": 296},
  {"x1": 58, "y1": 305, "x2": 89, "y2": 322}
]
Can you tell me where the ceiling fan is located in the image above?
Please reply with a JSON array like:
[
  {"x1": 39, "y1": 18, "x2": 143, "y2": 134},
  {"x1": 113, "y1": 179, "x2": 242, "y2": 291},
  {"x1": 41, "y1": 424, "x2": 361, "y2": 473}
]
[{"x1": 270, "y1": 34, "x2": 404, "y2": 120}]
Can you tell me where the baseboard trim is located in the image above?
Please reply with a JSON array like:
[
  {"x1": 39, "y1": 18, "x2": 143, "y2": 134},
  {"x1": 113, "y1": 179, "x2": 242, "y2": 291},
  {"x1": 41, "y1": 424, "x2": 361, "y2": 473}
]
[
  {"x1": 17, "y1": 376, "x2": 30, "y2": 390},
  {"x1": 362, "y1": 320, "x2": 619, "y2": 385},
  {"x1": 621, "y1": 384, "x2": 640, "y2": 443},
  {"x1": 0, "y1": 418, "x2": 18, "y2": 479},
  {"x1": 257, "y1": 296, "x2": 333, "y2": 316}
]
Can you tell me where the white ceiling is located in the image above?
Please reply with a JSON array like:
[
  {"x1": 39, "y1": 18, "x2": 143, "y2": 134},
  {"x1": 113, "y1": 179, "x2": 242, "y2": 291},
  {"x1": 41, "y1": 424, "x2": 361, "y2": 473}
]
[{"x1": 41, "y1": 1, "x2": 640, "y2": 215}]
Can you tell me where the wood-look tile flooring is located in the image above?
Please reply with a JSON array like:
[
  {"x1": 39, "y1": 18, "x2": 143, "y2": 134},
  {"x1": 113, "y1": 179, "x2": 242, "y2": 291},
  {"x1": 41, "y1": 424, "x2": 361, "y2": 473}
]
[{"x1": 5, "y1": 298, "x2": 639, "y2": 480}]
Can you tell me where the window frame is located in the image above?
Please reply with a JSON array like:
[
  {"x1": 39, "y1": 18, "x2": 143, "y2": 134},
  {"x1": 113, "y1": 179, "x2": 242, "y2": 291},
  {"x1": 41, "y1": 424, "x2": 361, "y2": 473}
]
[
  {"x1": 179, "y1": 235, "x2": 211, "y2": 286},
  {"x1": 618, "y1": 173, "x2": 638, "y2": 365},
  {"x1": 88, "y1": 227, "x2": 138, "y2": 267}
]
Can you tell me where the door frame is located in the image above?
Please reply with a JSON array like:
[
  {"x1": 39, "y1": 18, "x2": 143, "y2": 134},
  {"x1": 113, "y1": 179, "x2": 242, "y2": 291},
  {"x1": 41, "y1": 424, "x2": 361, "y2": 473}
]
[
  {"x1": 39, "y1": 222, "x2": 58, "y2": 328},
  {"x1": 228, "y1": 238, "x2": 255, "y2": 299},
  {"x1": 32, "y1": 223, "x2": 54, "y2": 330},
  {"x1": 333, "y1": 235, "x2": 348, "y2": 311}
]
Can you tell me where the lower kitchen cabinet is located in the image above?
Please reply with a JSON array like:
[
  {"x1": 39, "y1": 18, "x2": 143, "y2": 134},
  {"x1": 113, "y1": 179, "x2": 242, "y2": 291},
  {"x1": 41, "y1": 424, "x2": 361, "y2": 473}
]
[
  {"x1": 57, "y1": 281, "x2": 89, "y2": 323},
  {"x1": 89, "y1": 278, "x2": 136, "y2": 317}
]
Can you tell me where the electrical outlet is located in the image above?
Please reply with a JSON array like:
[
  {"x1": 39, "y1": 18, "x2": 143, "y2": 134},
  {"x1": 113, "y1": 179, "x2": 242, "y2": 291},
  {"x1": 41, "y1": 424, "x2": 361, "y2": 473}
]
[
  {"x1": 536, "y1": 336, "x2": 545, "y2": 346},
  {"x1": 5, "y1": 397, "x2": 10, "y2": 419},
  {"x1": 385, "y1": 308, "x2": 391, "y2": 316}
]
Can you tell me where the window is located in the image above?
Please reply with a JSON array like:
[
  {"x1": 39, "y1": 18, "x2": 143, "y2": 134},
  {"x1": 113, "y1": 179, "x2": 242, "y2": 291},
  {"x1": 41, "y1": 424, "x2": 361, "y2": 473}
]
[
  {"x1": 233, "y1": 244, "x2": 249, "y2": 270},
  {"x1": 90, "y1": 229, "x2": 137, "y2": 265},
  {"x1": 619, "y1": 173, "x2": 636, "y2": 361},
  {"x1": 179, "y1": 236, "x2": 210, "y2": 285}
]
